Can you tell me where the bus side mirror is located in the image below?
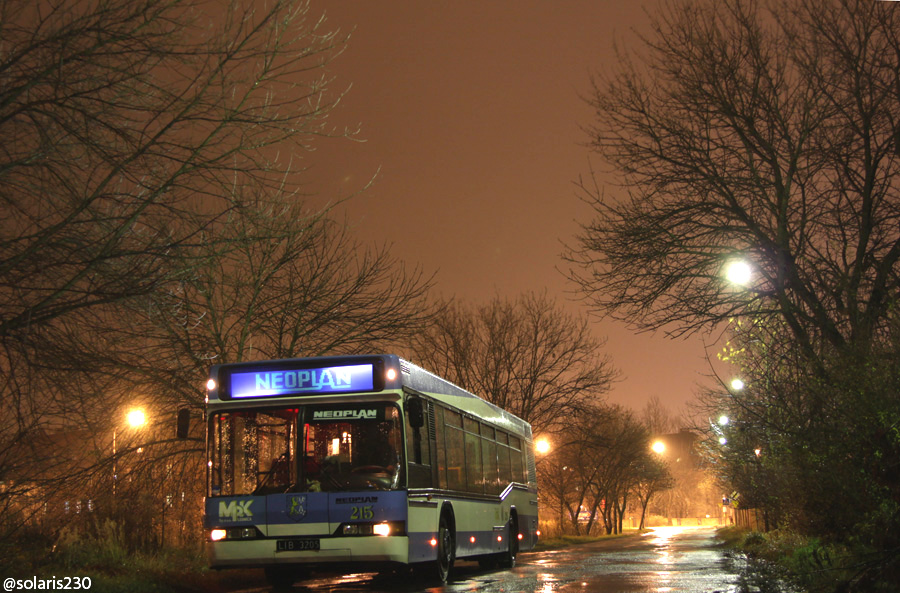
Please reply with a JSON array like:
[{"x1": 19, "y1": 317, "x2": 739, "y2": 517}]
[
  {"x1": 176, "y1": 408, "x2": 191, "y2": 439},
  {"x1": 407, "y1": 398, "x2": 424, "y2": 429}
]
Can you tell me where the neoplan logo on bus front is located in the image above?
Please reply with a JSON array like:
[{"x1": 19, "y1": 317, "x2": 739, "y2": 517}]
[{"x1": 312, "y1": 409, "x2": 378, "y2": 420}]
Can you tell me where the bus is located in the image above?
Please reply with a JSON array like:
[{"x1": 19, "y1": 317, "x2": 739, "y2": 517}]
[{"x1": 203, "y1": 354, "x2": 538, "y2": 587}]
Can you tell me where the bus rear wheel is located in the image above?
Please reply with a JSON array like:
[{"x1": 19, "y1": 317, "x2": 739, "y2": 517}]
[{"x1": 498, "y1": 516, "x2": 518, "y2": 568}]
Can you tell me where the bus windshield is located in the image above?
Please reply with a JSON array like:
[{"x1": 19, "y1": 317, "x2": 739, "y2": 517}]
[{"x1": 209, "y1": 403, "x2": 403, "y2": 496}]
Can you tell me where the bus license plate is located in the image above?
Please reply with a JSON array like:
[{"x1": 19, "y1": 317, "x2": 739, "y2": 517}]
[{"x1": 276, "y1": 538, "x2": 320, "y2": 552}]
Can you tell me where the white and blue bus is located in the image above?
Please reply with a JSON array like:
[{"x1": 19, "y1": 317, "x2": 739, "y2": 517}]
[{"x1": 203, "y1": 354, "x2": 538, "y2": 587}]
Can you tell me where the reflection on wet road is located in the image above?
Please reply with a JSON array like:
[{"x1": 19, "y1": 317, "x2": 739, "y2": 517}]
[
  {"x1": 473, "y1": 526, "x2": 739, "y2": 593},
  {"x1": 237, "y1": 526, "x2": 749, "y2": 593}
]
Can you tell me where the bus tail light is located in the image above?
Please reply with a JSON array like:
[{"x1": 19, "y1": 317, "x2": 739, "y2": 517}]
[
  {"x1": 429, "y1": 538, "x2": 438, "y2": 546},
  {"x1": 210, "y1": 529, "x2": 227, "y2": 541},
  {"x1": 373, "y1": 522, "x2": 391, "y2": 537}
]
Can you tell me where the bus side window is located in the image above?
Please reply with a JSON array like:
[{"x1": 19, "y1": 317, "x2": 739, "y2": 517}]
[
  {"x1": 444, "y1": 410, "x2": 465, "y2": 491},
  {"x1": 434, "y1": 406, "x2": 447, "y2": 489},
  {"x1": 463, "y1": 417, "x2": 482, "y2": 493},
  {"x1": 481, "y1": 423, "x2": 499, "y2": 495},
  {"x1": 509, "y1": 435, "x2": 525, "y2": 484},
  {"x1": 406, "y1": 397, "x2": 433, "y2": 488},
  {"x1": 497, "y1": 430, "x2": 511, "y2": 488}
]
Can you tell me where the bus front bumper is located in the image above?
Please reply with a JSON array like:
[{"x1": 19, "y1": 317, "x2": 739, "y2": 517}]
[{"x1": 208, "y1": 535, "x2": 410, "y2": 568}]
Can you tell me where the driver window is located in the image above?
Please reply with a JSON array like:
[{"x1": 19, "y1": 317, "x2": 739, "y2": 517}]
[{"x1": 302, "y1": 404, "x2": 402, "y2": 492}]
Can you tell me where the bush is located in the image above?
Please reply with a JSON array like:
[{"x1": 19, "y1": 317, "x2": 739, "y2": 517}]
[
  {"x1": 54, "y1": 520, "x2": 130, "y2": 571},
  {"x1": 718, "y1": 527, "x2": 863, "y2": 592}
]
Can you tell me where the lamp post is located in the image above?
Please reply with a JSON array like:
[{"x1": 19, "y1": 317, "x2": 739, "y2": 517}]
[{"x1": 113, "y1": 408, "x2": 147, "y2": 500}]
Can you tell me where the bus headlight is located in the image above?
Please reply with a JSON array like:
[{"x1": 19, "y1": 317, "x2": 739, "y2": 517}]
[
  {"x1": 335, "y1": 521, "x2": 405, "y2": 537},
  {"x1": 209, "y1": 526, "x2": 261, "y2": 541}
]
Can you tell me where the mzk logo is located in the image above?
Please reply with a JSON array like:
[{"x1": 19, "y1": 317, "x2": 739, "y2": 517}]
[
  {"x1": 219, "y1": 499, "x2": 253, "y2": 521},
  {"x1": 287, "y1": 494, "x2": 307, "y2": 521}
]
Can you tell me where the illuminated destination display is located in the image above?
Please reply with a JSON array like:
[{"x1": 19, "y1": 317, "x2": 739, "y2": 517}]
[{"x1": 228, "y1": 363, "x2": 375, "y2": 399}]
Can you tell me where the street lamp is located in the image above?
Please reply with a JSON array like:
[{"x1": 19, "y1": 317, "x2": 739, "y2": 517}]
[
  {"x1": 126, "y1": 408, "x2": 146, "y2": 428},
  {"x1": 651, "y1": 440, "x2": 666, "y2": 455},
  {"x1": 113, "y1": 408, "x2": 147, "y2": 500},
  {"x1": 535, "y1": 438, "x2": 551, "y2": 455},
  {"x1": 724, "y1": 260, "x2": 752, "y2": 286}
]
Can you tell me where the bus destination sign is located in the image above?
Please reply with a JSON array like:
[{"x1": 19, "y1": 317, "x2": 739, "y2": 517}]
[{"x1": 228, "y1": 363, "x2": 375, "y2": 399}]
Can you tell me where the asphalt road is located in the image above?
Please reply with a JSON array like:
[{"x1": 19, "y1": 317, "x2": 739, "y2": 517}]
[{"x1": 228, "y1": 526, "x2": 767, "y2": 593}]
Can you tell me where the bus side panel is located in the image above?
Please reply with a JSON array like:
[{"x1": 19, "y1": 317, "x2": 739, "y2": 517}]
[
  {"x1": 447, "y1": 487, "x2": 539, "y2": 558},
  {"x1": 456, "y1": 499, "x2": 501, "y2": 559},
  {"x1": 412, "y1": 492, "x2": 537, "y2": 561},
  {"x1": 506, "y1": 486, "x2": 539, "y2": 551},
  {"x1": 407, "y1": 499, "x2": 440, "y2": 563}
]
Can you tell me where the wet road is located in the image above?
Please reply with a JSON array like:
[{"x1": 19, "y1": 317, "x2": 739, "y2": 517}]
[{"x1": 233, "y1": 526, "x2": 749, "y2": 593}]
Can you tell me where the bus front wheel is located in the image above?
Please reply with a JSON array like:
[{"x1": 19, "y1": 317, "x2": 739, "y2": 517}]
[{"x1": 434, "y1": 513, "x2": 455, "y2": 582}]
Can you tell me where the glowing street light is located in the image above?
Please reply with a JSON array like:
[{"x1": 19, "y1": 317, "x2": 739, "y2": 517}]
[
  {"x1": 126, "y1": 408, "x2": 147, "y2": 429},
  {"x1": 725, "y1": 260, "x2": 752, "y2": 286},
  {"x1": 651, "y1": 440, "x2": 666, "y2": 455},
  {"x1": 718, "y1": 415, "x2": 730, "y2": 426},
  {"x1": 730, "y1": 378, "x2": 745, "y2": 391},
  {"x1": 113, "y1": 408, "x2": 148, "y2": 500},
  {"x1": 535, "y1": 438, "x2": 551, "y2": 455}
]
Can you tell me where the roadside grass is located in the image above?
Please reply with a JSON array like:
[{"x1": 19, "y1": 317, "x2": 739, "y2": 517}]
[
  {"x1": 716, "y1": 526, "x2": 857, "y2": 592},
  {"x1": 0, "y1": 520, "x2": 229, "y2": 593}
]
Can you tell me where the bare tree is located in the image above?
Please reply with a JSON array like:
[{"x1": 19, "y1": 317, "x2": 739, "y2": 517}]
[
  {"x1": 140, "y1": 196, "x2": 437, "y2": 417},
  {"x1": 408, "y1": 292, "x2": 619, "y2": 436},
  {"x1": 0, "y1": 0, "x2": 437, "y2": 549},
  {"x1": 632, "y1": 456, "x2": 674, "y2": 530},
  {"x1": 566, "y1": 1, "x2": 900, "y2": 583},
  {"x1": 1, "y1": 0, "x2": 347, "y2": 428},
  {"x1": 537, "y1": 404, "x2": 672, "y2": 535},
  {"x1": 565, "y1": 0, "x2": 900, "y2": 365},
  {"x1": 641, "y1": 395, "x2": 677, "y2": 435}
]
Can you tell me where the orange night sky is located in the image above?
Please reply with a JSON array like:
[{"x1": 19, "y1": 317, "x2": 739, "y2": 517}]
[{"x1": 306, "y1": 1, "x2": 727, "y2": 417}]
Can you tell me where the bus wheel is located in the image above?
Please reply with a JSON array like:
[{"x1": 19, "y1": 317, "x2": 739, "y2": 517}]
[
  {"x1": 498, "y1": 515, "x2": 518, "y2": 568},
  {"x1": 435, "y1": 512, "x2": 455, "y2": 582}
]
